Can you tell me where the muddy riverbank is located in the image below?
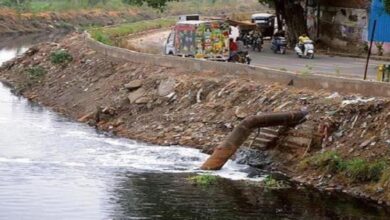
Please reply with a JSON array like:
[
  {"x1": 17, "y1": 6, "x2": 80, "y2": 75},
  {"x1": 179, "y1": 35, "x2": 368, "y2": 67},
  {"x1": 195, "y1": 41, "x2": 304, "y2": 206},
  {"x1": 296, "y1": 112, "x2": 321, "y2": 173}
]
[{"x1": 1, "y1": 32, "x2": 390, "y2": 206}]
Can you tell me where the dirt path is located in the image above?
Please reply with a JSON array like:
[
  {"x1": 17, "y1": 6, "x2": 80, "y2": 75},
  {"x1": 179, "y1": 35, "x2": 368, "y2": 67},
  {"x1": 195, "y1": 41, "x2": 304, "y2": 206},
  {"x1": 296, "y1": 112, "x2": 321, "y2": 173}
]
[{"x1": 126, "y1": 29, "x2": 172, "y2": 54}]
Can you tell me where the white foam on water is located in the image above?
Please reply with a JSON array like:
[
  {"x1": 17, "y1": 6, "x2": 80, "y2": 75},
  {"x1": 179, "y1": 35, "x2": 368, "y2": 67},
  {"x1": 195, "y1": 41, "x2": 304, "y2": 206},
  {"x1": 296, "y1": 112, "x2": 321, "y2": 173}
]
[
  {"x1": 0, "y1": 157, "x2": 32, "y2": 164},
  {"x1": 0, "y1": 82, "x2": 263, "y2": 182}
]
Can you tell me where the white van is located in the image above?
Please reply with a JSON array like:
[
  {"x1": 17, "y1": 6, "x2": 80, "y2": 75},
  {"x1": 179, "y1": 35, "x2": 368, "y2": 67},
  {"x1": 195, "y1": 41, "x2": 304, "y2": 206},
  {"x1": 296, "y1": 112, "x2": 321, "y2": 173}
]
[{"x1": 251, "y1": 13, "x2": 276, "y2": 37}]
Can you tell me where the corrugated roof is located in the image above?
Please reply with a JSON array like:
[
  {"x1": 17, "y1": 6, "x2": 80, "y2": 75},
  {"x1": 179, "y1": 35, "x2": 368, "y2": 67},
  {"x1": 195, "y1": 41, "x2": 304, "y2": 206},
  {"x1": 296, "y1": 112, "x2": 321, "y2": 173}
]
[{"x1": 368, "y1": 0, "x2": 390, "y2": 42}]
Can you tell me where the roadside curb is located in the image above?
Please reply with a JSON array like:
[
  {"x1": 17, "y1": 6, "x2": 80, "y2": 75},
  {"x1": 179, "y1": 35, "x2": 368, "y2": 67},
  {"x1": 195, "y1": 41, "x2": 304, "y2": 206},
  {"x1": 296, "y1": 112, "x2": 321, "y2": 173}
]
[{"x1": 317, "y1": 50, "x2": 390, "y2": 62}]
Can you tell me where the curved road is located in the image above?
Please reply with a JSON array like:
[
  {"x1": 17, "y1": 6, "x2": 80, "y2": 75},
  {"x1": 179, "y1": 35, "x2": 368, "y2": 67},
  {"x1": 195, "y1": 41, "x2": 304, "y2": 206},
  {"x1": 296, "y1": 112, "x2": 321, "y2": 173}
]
[
  {"x1": 250, "y1": 41, "x2": 383, "y2": 80},
  {"x1": 128, "y1": 30, "x2": 386, "y2": 80}
]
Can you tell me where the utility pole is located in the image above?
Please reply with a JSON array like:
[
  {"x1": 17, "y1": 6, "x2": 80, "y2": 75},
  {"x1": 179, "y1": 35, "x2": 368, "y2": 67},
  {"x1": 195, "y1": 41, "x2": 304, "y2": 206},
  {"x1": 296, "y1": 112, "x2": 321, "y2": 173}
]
[{"x1": 364, "y1": 19, "x2": 377, "y2": 80}]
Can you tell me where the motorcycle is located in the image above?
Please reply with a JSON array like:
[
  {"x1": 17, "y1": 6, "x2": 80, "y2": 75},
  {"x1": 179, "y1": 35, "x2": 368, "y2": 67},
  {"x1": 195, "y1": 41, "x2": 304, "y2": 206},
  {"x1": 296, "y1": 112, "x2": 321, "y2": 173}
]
[
  {"x1": 242, "y1": 34, "x2": 253, "y2": 49},
  {"x1": 294, "y1": 40, "x2": 315, "y2": 59},
  {"x1": 271, "y1": 36, "x2": 287, "y2": 54},
  {"x1": 229, "y1": 51, "x2": 251, "y2": 65},
  {"x1": 252, "y1": 35, "x2": 263, "y2": 52}
]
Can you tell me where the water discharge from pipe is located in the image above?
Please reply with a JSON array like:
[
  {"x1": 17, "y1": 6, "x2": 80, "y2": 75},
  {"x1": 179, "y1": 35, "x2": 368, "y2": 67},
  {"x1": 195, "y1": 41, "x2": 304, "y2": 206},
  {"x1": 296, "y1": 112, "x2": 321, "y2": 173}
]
[{"x1": 201, "y1": 111, "x2": 308, "y2": 170}]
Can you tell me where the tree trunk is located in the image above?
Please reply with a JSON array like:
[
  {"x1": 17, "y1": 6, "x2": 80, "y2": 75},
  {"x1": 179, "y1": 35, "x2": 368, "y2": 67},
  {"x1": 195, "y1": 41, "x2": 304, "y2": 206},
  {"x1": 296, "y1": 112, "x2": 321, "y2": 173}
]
[
  {"x1": 275, "y1": 0, "x2": 284, "y2": 31},
  {"x1": 200, "y1": 111, "x2": 307, "y2": 170},
  {"x1": 281, "y1": 0, "x2": 307, "y2": 46}
]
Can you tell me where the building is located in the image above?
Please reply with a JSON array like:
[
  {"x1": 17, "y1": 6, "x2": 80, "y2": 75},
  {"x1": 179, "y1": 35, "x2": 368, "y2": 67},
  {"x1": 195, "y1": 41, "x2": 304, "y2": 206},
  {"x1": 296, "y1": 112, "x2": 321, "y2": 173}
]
[{"x1": 306, "y1": 0, "x2": 371, "y2": 53}]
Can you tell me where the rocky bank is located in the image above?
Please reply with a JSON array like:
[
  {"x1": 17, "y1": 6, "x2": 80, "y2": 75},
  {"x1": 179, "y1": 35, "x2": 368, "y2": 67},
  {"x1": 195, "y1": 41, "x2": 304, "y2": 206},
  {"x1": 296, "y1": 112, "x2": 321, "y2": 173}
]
[{"x1": 1, "y1": 32, "x2": 390, "y2": 205}]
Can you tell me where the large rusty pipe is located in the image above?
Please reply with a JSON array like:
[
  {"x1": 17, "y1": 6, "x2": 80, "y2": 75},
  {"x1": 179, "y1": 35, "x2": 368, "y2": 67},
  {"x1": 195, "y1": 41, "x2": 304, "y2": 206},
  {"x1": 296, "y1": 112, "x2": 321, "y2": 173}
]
[{"x1": 201, "y1": 111, "x2": 308, "y2": 170}]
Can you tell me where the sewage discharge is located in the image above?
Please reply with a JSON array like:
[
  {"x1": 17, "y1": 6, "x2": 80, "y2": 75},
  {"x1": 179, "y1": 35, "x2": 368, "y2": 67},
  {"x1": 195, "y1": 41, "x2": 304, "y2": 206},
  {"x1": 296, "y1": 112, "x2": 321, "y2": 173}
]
[{"x1": 201, "y1": 111, "x2": 308, "y2": 170}]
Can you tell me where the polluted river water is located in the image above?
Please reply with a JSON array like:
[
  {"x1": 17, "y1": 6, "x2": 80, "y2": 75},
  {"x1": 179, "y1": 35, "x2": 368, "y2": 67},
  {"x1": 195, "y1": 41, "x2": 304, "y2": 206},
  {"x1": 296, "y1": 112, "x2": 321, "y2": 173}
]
[{"x1": 0, "y1": 33, "x2": 389, "y2": 219}]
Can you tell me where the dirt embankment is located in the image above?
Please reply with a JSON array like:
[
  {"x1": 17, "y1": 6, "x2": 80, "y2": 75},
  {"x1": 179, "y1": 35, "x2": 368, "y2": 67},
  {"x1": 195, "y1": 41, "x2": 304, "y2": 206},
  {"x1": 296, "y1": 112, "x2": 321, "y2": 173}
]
[
  {"x1": 1, "y1": 33, "x2": 390, "y2": 205},
  {"x1": 0, "y1": 8, "x2": 149, "y2": 35},
  {"x1": 0, "y1": 0, "x2": 266, "y2": 36}
]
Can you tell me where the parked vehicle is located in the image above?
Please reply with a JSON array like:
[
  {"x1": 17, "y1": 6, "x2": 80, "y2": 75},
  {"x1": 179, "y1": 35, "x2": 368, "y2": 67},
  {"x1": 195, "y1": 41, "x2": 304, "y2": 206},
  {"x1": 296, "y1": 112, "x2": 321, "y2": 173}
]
[
  {"x1": 164, "y1": 20, "x2": 230, "y2": 61},
  {"x1": 251, "y1": 13, "x2": 275, "y2": 38},
  {"x1": 271, "y1": 36, "x2": 287, "y2": 54},
  {"x1": 294, "y1": 40, "x2": 315, "y2": 59}
]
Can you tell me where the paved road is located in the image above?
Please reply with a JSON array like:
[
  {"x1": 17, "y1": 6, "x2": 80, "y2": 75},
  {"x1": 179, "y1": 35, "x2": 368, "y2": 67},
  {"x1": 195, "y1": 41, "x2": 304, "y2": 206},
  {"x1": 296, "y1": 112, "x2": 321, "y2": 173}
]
[
  {"x1": 127, "y1": 30, "x2": 387, "y2": 80},
  {"x1": 250, "y1": 41, "x2": 384, "y2": 80}
]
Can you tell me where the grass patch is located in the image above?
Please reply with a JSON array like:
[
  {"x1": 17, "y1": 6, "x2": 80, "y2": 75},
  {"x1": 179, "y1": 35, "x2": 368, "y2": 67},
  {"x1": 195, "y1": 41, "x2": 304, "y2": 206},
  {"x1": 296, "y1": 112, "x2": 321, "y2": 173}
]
[
  {"x1": 188, "y1": 174, "x2": 218, "y2": 186},
  {"x1": 263, "y1": 176, "x2": 290, "y2": 189},
  {"x1": 88, "y1": 18, "x2": 176, "y2": 46},
  {"x1": 90, "y1": 29, "x2": 113, "y2": 45},
  {"x1": 301, "y1": 151, "x2": 387, "y2": 183},
  {"x1": 380, "y1": 169, "x2": 390, "y2": 189},
  {"x1": 341, "y1": 159, "x2": 386, "y2": 182},
  {"x1": 25, "y1": 66, "x2": 46, "y2": 80},
  {"x1": 300, "y1": 151, "x2": 343, "y2": 173},
  {"x1": 50, "y1": 50, "x2": 73, "y2": 64},
  {"x1": 1, "y1": 0, "x2": 264, "y2": 14}
]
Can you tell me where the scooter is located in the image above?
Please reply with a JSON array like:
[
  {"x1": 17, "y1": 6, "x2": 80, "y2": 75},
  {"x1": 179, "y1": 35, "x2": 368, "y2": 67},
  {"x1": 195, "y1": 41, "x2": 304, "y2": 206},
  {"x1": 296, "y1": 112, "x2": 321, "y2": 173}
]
[
  {"x1": 271, "y1": 36, "x2": 287, "y2": 54},
  {"x1": 294, "y1": 40, "x2": 315, "y2": 59}
]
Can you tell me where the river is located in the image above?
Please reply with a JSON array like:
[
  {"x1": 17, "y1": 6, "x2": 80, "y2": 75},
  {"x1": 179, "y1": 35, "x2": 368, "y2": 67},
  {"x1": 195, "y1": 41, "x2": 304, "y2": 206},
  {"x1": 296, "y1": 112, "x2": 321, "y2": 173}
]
[{"x1": 0, "y1": 33, "x2": 389, "y2": 220}]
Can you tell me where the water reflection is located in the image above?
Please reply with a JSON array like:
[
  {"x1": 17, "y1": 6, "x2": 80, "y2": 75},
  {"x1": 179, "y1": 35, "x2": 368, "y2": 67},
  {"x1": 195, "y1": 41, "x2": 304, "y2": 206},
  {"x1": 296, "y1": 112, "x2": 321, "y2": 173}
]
[{"x1": 109, "y1": 173, "x2": 389, "y2": 220}]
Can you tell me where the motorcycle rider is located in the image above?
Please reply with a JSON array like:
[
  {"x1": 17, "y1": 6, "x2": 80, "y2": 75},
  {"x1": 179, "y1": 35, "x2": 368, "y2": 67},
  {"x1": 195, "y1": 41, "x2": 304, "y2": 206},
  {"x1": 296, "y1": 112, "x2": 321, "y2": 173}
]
[
  {"x1": 298, "y1": 33, "x2": 311, "y2": 54},
  {"x1": 229, "y1": 38, "x2": 238, "y2": 61},
  {"x1": 254, "y1": 27, "x2": 263, "y2": 50},
  {"x1": 236, "y1": 37, "x2": 246, "y2": 53}
]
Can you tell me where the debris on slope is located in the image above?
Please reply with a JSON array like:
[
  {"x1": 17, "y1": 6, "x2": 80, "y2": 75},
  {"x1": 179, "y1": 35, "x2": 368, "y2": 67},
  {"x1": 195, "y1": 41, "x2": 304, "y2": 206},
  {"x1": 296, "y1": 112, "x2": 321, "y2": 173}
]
[{"x1": 1, "y1": 32, "x2": 390, "y2": 204}]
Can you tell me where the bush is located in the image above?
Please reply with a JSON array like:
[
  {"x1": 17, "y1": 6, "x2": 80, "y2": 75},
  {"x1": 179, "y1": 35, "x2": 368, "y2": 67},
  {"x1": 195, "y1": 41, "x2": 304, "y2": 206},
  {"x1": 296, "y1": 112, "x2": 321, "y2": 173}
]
[
  {"x1": 341, "y1": 159, "x2": 386, "y2": 182},
  {"x1": 50, "y1": 50, "x2": 73, "y2": 64},
  {"x1": 25, "y1": 66, "x2": 47, "y2": 80},
  {"x1": 342, "y1": 159, "x2": 369, "y2": 181}
]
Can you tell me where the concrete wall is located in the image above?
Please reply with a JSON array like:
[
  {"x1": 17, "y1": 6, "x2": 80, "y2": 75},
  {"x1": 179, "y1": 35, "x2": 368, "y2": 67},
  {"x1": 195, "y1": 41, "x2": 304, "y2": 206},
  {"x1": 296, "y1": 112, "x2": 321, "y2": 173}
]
[
  {"x1": 313, "y1": 1, "x2": 390, "y2": 56},
  {"x1": 319, "y1": 6, "x2": 368, "y2": 46},
  {"x1": 85, "y1": 33, "x2": 390, "y2": 98}
]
